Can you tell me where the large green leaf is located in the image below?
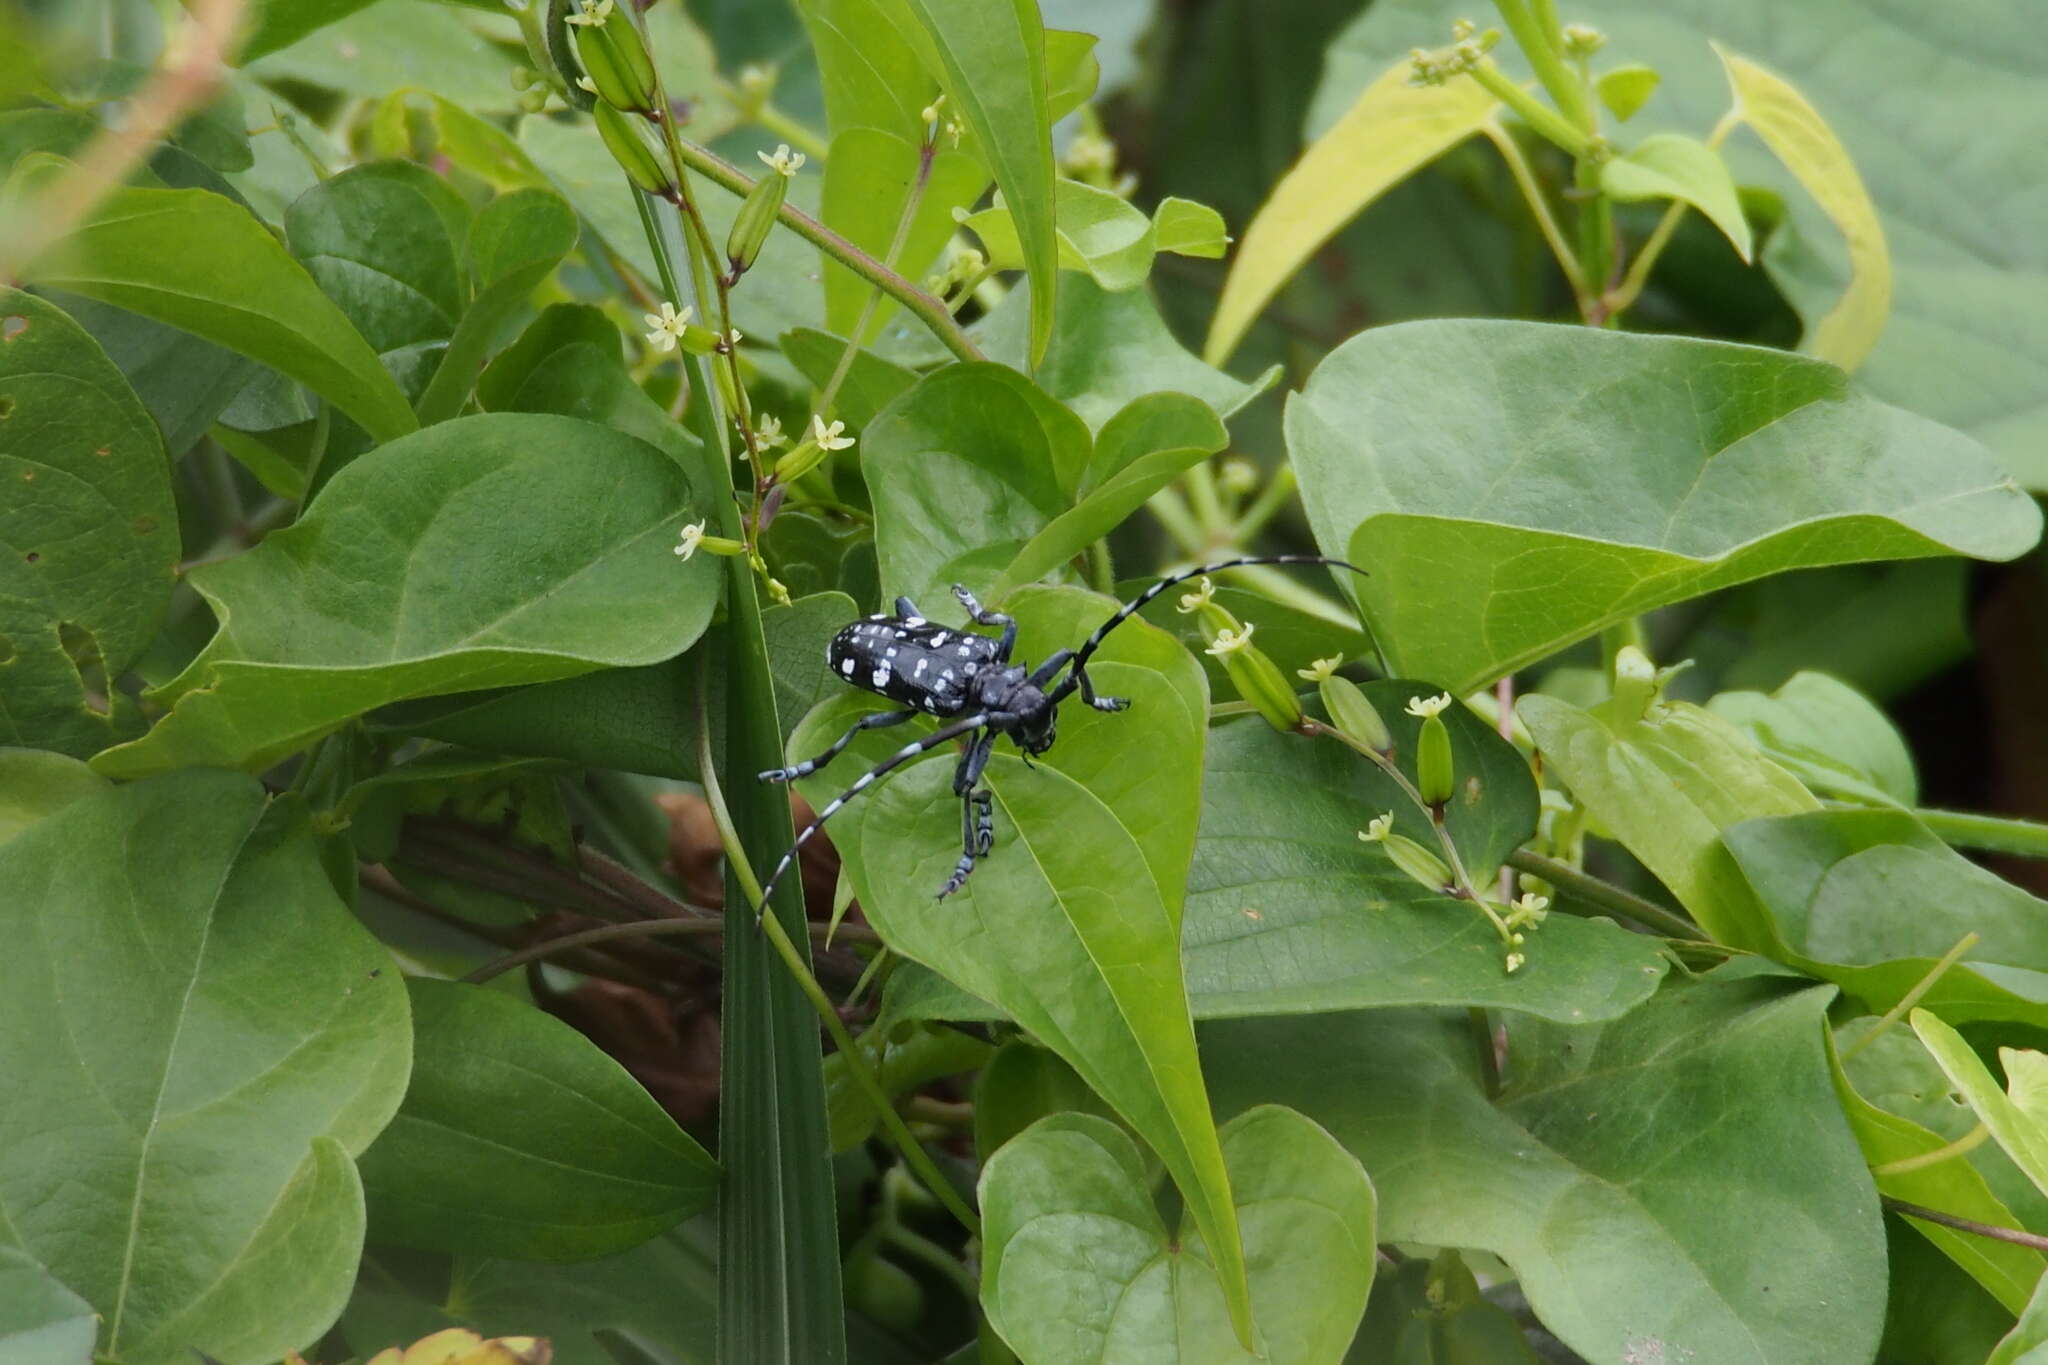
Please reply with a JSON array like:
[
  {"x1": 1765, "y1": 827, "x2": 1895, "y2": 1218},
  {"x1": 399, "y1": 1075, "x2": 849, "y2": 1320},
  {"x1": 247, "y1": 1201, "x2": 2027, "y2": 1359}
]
[
  {"x1": 285, "y1": 161, "x2": 466, "y2": 406},
  {"x1": 94, "y1": 412, "x2": 719, "y2": 777},
  {"x1": 14, "y1": 160, "x2": 417, "y2": 444},
  {"x1": 0, "y1": 748, "x2": 108, "y2": 845},
  {"x1": 358, "y1": 979, "x2": 715, "y2": 1261},
  {"x1": 0, "y1": 1247, "x2": 95, "y2": 1365},
  {"x1": 1291, "y1": 321, "x2": 2039, "y2": 693},
  {"x1": 1519, "y1": 690, "x2": 1814, "y2": 946},
  {"x1": 819, "y1": 127, "x2": 987, "y2": 343},
  {"x1": 1206, "y1": 969, "x2": 1887, "y2": 1365},
  {"x1": 246, "y1": 0, "x2": 524, "y2": 114},
  {"x1": 1186, "y1": 702, "x2": 1668, "y2": 1023},
  {"x1": 899, "y1": 0, "x2": 1058, "y2": 366},
  {"x1": 0, "y1": 771, "x2": 412, "y2": 1364},
  {"x1": 976, "y1": 275, "x2": 1280, "y2": 431},
  {"x1": 0, "y1": 287, "x2": 176, "y2": 756},
  {"x1": 341, "y1": 1220, "x2": 720, "y2": 1365},
  {"x1": 863, "y1": 363, "x2": 1239, "y2": 607},
  {"x1": 236, "y1": 0, "x2": 381, "y2": 64},
  {"x1": 1313, "y1": 0, "x2": 2048, "y2": 485},
  {"x1": 1709, "y1": 670, "x2": 1917, "y2": 807},
  {"x1": 979, "y1": 1108, "x2": 1375, "y2": 1364},
  {"x1": 42, "y1": 289, "x2": 261, "y2": 459},
  {"x1": 1726, "y1": 809, "x2": 2048, "y2": 1027},
  {"x1": 415, "y1": 186, "x2": 578, "y2": 425},
  {"x1": 791, "y1": 586, "x2": 1258, "y2": 1343},
  {"x1": 796, "y1": 0, "x2": 940, "y2": 143}
]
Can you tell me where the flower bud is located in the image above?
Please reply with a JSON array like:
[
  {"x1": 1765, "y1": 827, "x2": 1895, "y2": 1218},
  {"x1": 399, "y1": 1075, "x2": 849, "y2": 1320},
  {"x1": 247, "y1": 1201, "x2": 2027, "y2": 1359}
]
[
  {"x1": 1405, "y1": 693, "x2": 1455, "y2": 806},
  {"x1": 1360, "y1": 816, "x2": 1453, "y2": 892},
  {"x1": 1193, "y1": 610, "x2": 1301, "y2": 733},
  {"x1": 593, "y1": 101, "x2": 674, "y2": 198},
  {"x1": 570, "y1": 0, "x2": 658, "y2": 113},
  {"x1": 726, "y1": 155, "x2": 793, "y2": 281},
  {"x1": 1321, "y1": 675, "x2": 1391, "y2": 753}
]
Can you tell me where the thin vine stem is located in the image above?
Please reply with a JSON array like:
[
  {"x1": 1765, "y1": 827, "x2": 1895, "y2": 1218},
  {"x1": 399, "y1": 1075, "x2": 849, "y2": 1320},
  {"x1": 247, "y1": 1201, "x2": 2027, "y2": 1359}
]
[
  {"x1": 693, "y1": 679, "x2": 983, "y2": 1237},
  {"x1": 1481, "y1": 120, "x2": 1588, "y2": 303},
  {"x1": 1505, "y1": 848, "x2": 1706, "y2": 941},
  {"x1": 1883, "y1": 1197, "x2": 2048, "y2": 1254},
  {"x1": 663, "y1": 135, "x2": 981, "y2": 364},
  {"x1": 813, "y1": 139, "x2": 935, "y2": 420},
  {"x1": 462, "y1": 915, "x2": 883, "y2": 984},
  {"x1": 1838, "y1": 932, "x2": 1979, "y2": 1062}
]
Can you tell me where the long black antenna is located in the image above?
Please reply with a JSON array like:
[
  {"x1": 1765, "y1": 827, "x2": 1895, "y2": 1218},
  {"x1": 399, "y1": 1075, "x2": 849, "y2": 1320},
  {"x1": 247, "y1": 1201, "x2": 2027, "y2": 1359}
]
[
  {"x1": 1045, "y1": 555, "x2": 1367, "y2": 702},
  {"x1": 754, "y1": 710, "x2": 1007, "y2": 916}
]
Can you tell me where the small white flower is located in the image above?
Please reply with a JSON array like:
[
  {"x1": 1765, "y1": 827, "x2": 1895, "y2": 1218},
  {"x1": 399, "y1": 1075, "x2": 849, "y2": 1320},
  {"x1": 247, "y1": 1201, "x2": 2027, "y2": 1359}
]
[
  {"x1": 810, "y1": 415, "x2": 854, "y2": 452},
  {"x1": 754, "y1": 413, "x2": 786, "y2": 447},
  {"x1": 643, "y1": 301, "x2": 693, "y2": 352},
  {"x1": 1205, "y1": 622, "x2": 1255, "y2": 658},
  {"x1": 1405, "y1": 692, "x2": 1453, "y2": 720},
  {"x1": 1176, "y1": 576, "x2": 1215, "y2": 614},
  {"x1": 575, "y1": 75, "x2": 597, "y2": 94},
  {"x1": 674, "y1": 520, "x2": 706, "y2": 559},
  {"x1": 1298, "y1": 656, "x2": 1341, "y2": 682},
  {"x1": 1063, "y1": 131, "x2": 1116, "y2": 173},
  {"x1": 738, "y1": 63, "x2": 774, "y2": 97},
  {"x1": 921, "y1": 94, "x2": 946, "y2": 126},
  {"x1": 1513, "y1": 892, "x2": 1550, "y2": 918},
  {"x1": 1358, "y1": 812, "x2": 1395, "y2": 843},
  {"x1": 757, "y1": 143, "x2": 806, "y2": 177},
  {"x1": 716, "y1": 328, "x2": 744, "y2": 351},
  {"x1": 1504, "y1": 952, "x2": 1525, "y2": 974},
  {"x1": 565, "y1": 0, "x2": 613, "y2": 26}
]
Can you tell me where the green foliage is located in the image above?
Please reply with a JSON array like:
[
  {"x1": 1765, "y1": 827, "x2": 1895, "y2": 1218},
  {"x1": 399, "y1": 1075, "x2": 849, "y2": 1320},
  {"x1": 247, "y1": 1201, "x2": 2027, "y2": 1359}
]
[{"x1": 6, "y1": 1, "x2": 2046, "y2": 1360}]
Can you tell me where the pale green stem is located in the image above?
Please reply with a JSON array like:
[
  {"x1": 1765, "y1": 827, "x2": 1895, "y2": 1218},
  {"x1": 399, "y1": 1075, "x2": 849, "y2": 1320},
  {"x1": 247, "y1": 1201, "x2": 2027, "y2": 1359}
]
[
  {"x1": 1481, "y1": 119, "x2": 1588, "y2": 301},
  {"x1": 1917, "y1": 809, "x2": 2048, "y2": 860},
  {"x1": 664, "y1": 135, "x2": 981, "y2": 363},
  {"x1": 1467, "y1": 62, "x2": 1593, "y2": 160},
  {"x1": 694, "y1": 707, "x2": 983, "y2": 1237},
  {"x1": 815, "y1": 141, "x2": 932, "y2": 419},
  {"x1": 1606, "y1": 110, "x2": 1740, "y2": 320},
  {"x1": 1506, "y1": 848, "x2": 1705, "y2": 941},
  {"x1": 1489, "y1": 0, "x2": 1591, "y2": 130},
  {"x1": 1871, "y1": 1124, "x2": 1991, "y2": 1177},
  {"x1": 1839, "y1": 932, "x2": 1980, "y2": 1062},
  {"x1": 1232, "y1": 463, "x2": 1297, "y2": 542}
]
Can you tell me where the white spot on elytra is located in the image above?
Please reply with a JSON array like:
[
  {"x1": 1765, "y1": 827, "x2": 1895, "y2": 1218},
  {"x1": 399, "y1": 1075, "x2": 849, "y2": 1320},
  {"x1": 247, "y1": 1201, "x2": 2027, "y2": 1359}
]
[
  {"x1": 840, "y1": 658, "x2": 856, "y2": 676},
  {"x1": 932, "y1": 631, "x2": 949, "y2": 645},
  {"x1": 905, "y1": 616, "x2": 924, "y2": 626},
  {"x1": 872, "y1": 667, "x2": 890, "y2": 687}
]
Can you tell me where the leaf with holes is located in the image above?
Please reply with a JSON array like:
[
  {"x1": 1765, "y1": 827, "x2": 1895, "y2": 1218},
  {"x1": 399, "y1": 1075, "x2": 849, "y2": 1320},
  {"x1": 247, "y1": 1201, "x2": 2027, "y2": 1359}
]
[
  {"x1": 790, "y1": 585, "x2": 1259, "y2": 1343},
  {"x1": 979, "y1": 1107, "x2": 1375, "y2": 1364},
  {"x1": 358, "y1": 978, "x2": 715, "y2": 1261},
  {"x1": 1205, "y1": 969, "x2": 1887, "y2": 1365},
  {"x1": 1292, "y1": 321, "x2": 2039, "y2": 693},
  {"x1": 0, "y1": 288, "x2": 176, "y2": 758},
  {"x1": 93, "y1": 412, "x2": 719, "y2": 778},
  {"x1": 0, "y1": 770, "x2": 411, "y2": 1364}
]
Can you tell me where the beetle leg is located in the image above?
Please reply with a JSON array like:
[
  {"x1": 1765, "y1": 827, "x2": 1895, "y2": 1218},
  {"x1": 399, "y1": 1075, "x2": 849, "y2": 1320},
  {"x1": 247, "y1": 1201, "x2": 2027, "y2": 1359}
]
[
  {"x1": 759, "y1": 709, "x2": 917, "y2": 783},
  {"x1": 951, "y1": 584, "x2": 1018, "y2": 661}
]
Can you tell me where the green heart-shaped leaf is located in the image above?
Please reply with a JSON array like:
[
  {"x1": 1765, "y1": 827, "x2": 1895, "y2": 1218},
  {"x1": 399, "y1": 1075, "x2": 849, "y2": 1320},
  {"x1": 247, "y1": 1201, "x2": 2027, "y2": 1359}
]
[
  {"x1": 1292, "y1": 321, "x2": 2039, "y2": 692},
  {"x1": 980, "y1": 1107, "x2": 1375, "y2": 1364}
]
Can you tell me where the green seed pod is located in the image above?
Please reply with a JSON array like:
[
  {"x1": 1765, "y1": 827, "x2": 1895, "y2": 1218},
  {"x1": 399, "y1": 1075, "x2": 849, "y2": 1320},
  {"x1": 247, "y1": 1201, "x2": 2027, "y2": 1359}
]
[
  {"x1": 574, "y1": 5, "x2": 658, "y2": 113},
  {"x1": 1320, "y1": 675, "x2": 1391, "y2": 752},
  {"x1": 772, "y1": 437, "x2": 826, "y2": 485},
  {"x1": 593, "y1": 101, "x2": 674, "y2": 197},
  {"x1": 1416, "y1": 714, "x2": 1453, "y2": 806},
  {"x1": 1222, "y1": 642, "x2": 1304, "y2": 734},
  {"x1": 1382, "y1": 833, "x2": 1453, "y2": 892},
  {"x1": 726, "y1": 169, "x2": 788, "y2": 280},
  {"x1": 1196, "y1": 612, "x2": 1301, "y2": 734}
]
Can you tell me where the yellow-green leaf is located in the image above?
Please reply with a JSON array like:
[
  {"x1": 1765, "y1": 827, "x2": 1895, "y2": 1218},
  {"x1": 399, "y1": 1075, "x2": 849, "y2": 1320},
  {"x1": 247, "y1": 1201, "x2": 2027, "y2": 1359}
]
[
  {"x1": 1597, "y1": 65, "x2": 1660, "y2": 122},
  {"x1": 1203, "y1": 59, "x2": 1495, "y2": 366},
  {"x1": 1717, "y1": 45, "x2": 1891, "y2": 371},
  {"x1": 1602, "y1": 132, "x2": 1753, "y2": 262}
]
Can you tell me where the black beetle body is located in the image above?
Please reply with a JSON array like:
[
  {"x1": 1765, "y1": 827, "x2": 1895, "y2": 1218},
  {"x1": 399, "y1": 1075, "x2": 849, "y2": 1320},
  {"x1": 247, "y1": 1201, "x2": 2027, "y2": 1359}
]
[{"x1": 756, "y1": 557, "x2": 1363, "y2": 906}]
